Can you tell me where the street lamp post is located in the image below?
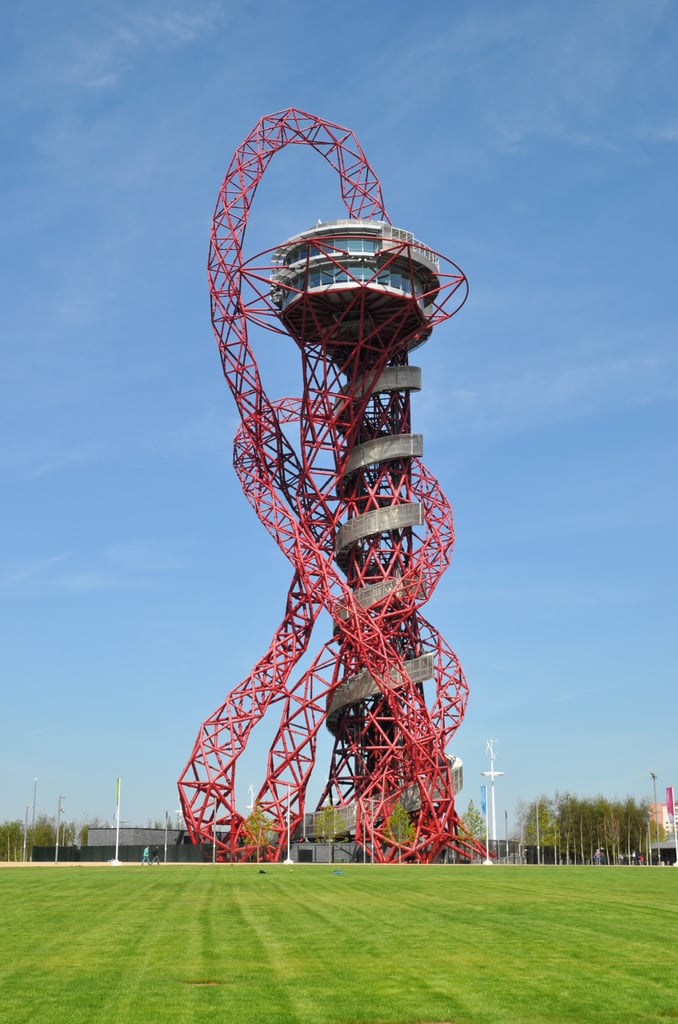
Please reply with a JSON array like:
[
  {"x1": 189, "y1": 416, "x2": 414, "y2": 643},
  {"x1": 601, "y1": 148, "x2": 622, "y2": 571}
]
[
  {"x1": 650, "y1": 771, "x2": 660, "y2": 865},
  {"x1": 481, "y1": 738, "x2": 504, "y2": 862},
  {"x1": 113, "y1": 778, "x2": 122, "y2": 865},
  {"x1": 31, "y1": 778, "x2": 38, "y2": 831},
  {"x1": 505, "y1": 809, "x2": 509, "y2": 864},
  {"x1": 284, "y1": 783, "x2": 293, "y2": 864},
  {"x1": 54, "y1": 796, "x2": 64, "y2": 864},
  {"x1": 29, "y1": 778, "x2": 38, "y2": 862},
  {"x1": 482, "y1": 788, "x2": 491, "y2": 865},
  {"x1": 646, "y1": 813, "x2": 652, "y2": 865},
  {"x1": 22, "y1": 805, "x2": 30, "y2": 861}
]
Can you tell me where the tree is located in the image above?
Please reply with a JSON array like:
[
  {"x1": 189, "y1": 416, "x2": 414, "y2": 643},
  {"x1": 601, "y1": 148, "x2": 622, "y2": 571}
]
[
  {"x1": 515, "y1": 793, "x2": 656, "y2": 864},
  {"x1": 0, "y1": 820, "x2": 23, "y2": 861},
  {"x1": 78, "y1": 816, "x2": 109, "y2": 848},
  {"x1": 385, "y1": 801, "x2": 415, "y2": 860},
  {"x1": 554, "y1": 792, "x2": 578, "y2": 864},
  {"x1": 0, "y1": 812, "x2": 82, "y2": 861},
  {"x1": 517, "y1": 796, "x2": 556, "y2": 862},
  {"x1": 314, "y1": 805, "x2": 348, "y2": 862},
  {"x1": 242, "y1": 802, "x2": 273, "y2": 863},
  {"x1": 460, "y1": 800, "x2": 485, "y2": 840},
  {"x1": 604, "y1": 803, "x2": 622, "y2": 864}
]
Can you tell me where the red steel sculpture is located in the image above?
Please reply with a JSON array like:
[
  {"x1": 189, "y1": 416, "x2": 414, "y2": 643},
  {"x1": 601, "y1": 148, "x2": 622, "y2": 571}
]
[{"x1": 178, "y1": 108, "x2": 484, "y2": 863}]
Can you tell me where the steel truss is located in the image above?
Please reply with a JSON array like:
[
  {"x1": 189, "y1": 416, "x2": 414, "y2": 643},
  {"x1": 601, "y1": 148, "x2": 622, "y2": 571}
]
[{"x1": 178, "y1": 108, "x2": 485, "y2": 863}]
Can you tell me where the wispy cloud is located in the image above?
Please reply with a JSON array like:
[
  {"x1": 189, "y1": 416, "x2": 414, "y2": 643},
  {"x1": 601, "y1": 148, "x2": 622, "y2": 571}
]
[
  {"x1": 1, "y1": 2, "x2": 224, "y2": 119},
  {"x1": 635, "y1": 120, "x2": 678, "y2": 144},
  {"x1": 364, "y1": 0, "x2": 675, "y2": 159},
  {"x1": 1, "y1": 539, "x2": 189, "y2": 594},
  {"x1": 162, "y1": 406, "x2": 236, "y2": 460},
  {"x1": 420, "y1": 325, "x2": 677, "y2": 440},
  {"x1": 445, "y1": 575, "x2": 663, "y2": 610},
  {"x1": 0, "y1": 437, "x2": 104, "y2": 482},
  {"x1": 2, "y1": 553, "x2": 71, "y2": 588},
  {"x1": 61, "y1": 6, "x2": 223, "y2": 91},
  {"x1": 21, "y1": 444, "x2": 102, "y2": 481}
]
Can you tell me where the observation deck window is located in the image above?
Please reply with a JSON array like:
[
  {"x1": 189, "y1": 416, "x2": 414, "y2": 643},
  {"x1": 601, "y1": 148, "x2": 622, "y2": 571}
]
[
  {"x1": 330, "y1": 237, "x2": 379, "y2": 254},
  {"x1": 277, "y1": 260, "x2": 431, "y2": 310},
  {"x1": 282, "y1": 237, "x2": 378, "y2": 267}
]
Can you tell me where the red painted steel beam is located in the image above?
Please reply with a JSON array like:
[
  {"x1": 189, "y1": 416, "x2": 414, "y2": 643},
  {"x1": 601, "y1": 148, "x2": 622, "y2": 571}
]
[{"x1": 177, "y1": 108, "x2": 484, "y2": 863}]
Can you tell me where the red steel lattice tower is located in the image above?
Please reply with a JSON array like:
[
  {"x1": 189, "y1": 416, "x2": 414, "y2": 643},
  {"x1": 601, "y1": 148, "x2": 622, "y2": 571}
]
[{"x1": 178, "y1": 108, "x2": 485, "y2": 863}]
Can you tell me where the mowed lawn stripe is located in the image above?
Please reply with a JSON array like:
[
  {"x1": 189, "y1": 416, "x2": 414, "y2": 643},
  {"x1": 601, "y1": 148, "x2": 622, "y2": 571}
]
[
  {"x1": 221, "y1": 867, "x2": 463, "y2": 1023},
  {"x1": 1, "y1": 864, "x2": 676, "y2": 1024}
]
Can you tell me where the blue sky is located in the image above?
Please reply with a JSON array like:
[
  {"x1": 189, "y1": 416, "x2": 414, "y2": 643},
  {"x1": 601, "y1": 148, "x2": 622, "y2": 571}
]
[{"x1": 1, "y1": 0, "x2": 676, "y2": 836}]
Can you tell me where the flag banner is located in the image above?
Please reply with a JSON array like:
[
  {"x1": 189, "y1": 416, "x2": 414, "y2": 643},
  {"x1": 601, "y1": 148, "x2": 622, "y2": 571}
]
[
  {"x1": 666, "y1": 786, "x2": 675, "y2": 823},
  {"x1": 115, "y1": 777, "x2": 121, "y2": 808},
  {"x1": 480, "y1": 785, "x2": 487, "y2": 817}
]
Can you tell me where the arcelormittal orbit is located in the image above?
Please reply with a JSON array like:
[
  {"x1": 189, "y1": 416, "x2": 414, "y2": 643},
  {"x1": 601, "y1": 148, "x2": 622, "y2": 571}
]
[{"x1": 178, "y1": 108, "x2": 484, "y2": 863}]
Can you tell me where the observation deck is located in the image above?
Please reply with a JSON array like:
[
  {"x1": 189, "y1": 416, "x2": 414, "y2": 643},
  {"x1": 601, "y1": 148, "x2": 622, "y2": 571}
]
[{"x1": 270, "y1": 219, "x2": 441, "y2": 351}]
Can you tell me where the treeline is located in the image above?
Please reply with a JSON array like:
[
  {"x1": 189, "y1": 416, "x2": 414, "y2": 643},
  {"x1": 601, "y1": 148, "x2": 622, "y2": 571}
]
[
  {"x1": 515, "y1": 793, "x2": 665, "y2": 864},
  {"x1": 0, "y1": 814, "x2": 85, "y2": 861},
  {"x1": 1, "y1": 798, "x2": 666, "y2": 864},
  {"x1": 0, "y1": 815, "x2": 179, "y2": 861}
]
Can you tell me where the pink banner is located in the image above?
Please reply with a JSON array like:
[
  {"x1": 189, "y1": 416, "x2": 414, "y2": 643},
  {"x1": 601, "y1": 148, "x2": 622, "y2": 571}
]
[{"x1": 666, "y1": 786, "x2": 675, "y2": 820}]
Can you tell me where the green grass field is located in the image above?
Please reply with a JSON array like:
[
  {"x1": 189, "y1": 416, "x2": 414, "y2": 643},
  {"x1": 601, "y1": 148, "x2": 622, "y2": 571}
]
[{"x1": 0, "y1": 863, "x2": 676, "y2": 1024}]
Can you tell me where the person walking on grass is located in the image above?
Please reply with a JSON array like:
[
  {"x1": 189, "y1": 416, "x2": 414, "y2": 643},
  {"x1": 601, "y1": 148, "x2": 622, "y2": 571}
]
[
  {"x1": 151, "y1": 845, "x2": 160, "y2": 865},
  {"x1": 142, "y1": 846, "x2": 150, "y2": 866}
]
